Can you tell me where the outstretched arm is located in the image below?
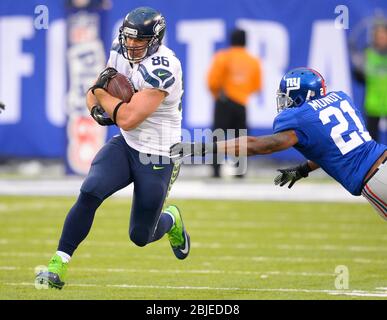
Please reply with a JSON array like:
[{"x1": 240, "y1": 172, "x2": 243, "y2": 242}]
[
  {"x1": 170, "y1": 130, "x2": 299, "y2": 159},
  {"x1": 218, "y1": 130, "x2": 299, "y2": 156}
]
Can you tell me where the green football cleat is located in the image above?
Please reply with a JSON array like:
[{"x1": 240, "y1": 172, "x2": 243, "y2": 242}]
[
  {"x1": 166, "y1": 205, "x2": 190, "y2": 260},
  {"x1": 35, "y1": 254, "x2": 68, "y2": 290}
]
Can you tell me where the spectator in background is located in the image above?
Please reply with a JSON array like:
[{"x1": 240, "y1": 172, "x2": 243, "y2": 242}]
[
  {"x1": 207, "y1": 28, "x2": 262, "y2": 178},
  {"x1": 351, "y1": 19, "x2": 387, "y2": 142}
]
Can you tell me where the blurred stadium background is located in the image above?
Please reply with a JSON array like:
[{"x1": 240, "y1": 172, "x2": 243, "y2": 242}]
[{"x1": 0, "y1": 0, "x2": 387, "y2": 300}]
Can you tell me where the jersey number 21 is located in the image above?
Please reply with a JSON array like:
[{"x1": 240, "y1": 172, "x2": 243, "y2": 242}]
[{"x1": 319, "y1": 100, "x2": 372, "y2": 155}]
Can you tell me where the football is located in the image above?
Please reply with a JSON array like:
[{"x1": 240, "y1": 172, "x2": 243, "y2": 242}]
[{"x1": 107, "y1": 73, "x2": 135, "y2": 103}]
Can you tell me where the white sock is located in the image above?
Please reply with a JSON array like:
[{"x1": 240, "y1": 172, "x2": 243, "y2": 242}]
[
  {"x1": 165, "y1": 211, "x2": 175, "y2": 225},
  {"x1": 56, "y1": 251, "x2": 71, "y2": 263}
]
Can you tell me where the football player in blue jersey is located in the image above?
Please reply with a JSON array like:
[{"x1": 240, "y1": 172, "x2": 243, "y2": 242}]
[{"x1": 171, "y1": 67, "x2": 387, "y2": 218}]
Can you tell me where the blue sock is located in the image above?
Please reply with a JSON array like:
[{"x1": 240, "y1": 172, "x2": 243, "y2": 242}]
[
  {"x1": 57, "y1": 192, "x2": 103, "y2": 256},
  {"x1": 151, "y1": 213, "x2": 174, "y2": 242}
]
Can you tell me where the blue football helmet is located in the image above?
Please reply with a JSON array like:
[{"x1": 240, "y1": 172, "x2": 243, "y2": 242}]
[
  {"x1": 276, "y1": 67, "x2": 327, "y2": 113},
  {"x1": 119, "y1": 7, "x2": 166, "y2": 63}
]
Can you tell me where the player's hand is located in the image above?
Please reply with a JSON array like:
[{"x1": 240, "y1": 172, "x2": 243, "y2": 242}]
[
  {"x1": 169, "y1": 142, "x2": 198, "y2": 160},
  {"x1": 0, "y1": 101, "x2": 5, "y2": 114},
  {"x1": 169, "y1": 142, "x2": 216, "y2": 161},
  {"x1": 274, "y1": 162, "x2": 311, "y2": 189},
  {"x1": 89, "y1": 67, "x2": 118, "y2": 94},
  {"x1": 90, "y1": 105, "x2": 115, "y2": 126}
]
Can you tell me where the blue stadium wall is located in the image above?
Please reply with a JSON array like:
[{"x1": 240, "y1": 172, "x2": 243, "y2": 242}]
[{"x1": 0, "y1": 0, "x2": 385, "y2": 162}]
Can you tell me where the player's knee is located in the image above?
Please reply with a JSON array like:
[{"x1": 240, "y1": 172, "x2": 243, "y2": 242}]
[
  {"x1": 129, "y1": 227, "x2": 151, "y2": 247},
  {"x1": 77, "y1": 190, "x2": 103, "y2": 210},
  {"x1": 80, "y1": 176, "x2": 105, "y2": 200}
]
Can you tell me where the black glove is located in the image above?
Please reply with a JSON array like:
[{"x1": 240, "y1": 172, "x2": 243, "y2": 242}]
[
  {"x1": 90, "y1": 105, "x2": 115, "y2": 126},
  {"x1": 0, "y1": 101, "x2": 5, "y2": 114},
  {"x1": 170, "y1": 142, "x2": 217, "y2": 161},
  {"x1": 89, "y1": 67, "x2": 118, "y2": 94},
  {"x1": 274, "y1": 162, "x2": 311, "y2": 189}
]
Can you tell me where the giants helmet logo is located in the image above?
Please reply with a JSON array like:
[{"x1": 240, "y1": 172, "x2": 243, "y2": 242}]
[{"x1": 286, "y1": 77, "x2": 300, "y2": 95}]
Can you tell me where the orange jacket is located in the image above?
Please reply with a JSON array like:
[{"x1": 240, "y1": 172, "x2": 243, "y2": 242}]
[{"x1": 207, "y1": 47, "x2": 262, "y2": 106}]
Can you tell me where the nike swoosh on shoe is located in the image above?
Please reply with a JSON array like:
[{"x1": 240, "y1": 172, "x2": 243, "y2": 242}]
[{"x1": 180, "y1": 232, "x2": 189, "y2": 254}]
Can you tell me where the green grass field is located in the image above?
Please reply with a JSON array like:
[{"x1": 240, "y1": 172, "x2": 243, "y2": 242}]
[{"x1": 0, "y1": 196, "x2": 386, "y2": 300}]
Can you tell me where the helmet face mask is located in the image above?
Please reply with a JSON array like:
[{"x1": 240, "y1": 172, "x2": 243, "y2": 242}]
[
  {"x1": 276, "y1": 67, "x2": 326, "y2": 113},
  {"x1": 119, "y1": 7, "x2": 166, "y2": 63},
  {"x1": 120, "y1": 31, "x2": 150, "y2": 62},
  {"x1": 276, "y1": 91, "x2": 294, "y2": 113}
]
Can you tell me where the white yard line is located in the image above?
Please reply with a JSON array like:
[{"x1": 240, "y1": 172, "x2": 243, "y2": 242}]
[
  {"x1": 0, "y1": 202, "x2": 69, "y2": 212},
  {"x1": 328, "y1": 292, "x2": 387, "y2": 298},
  {"x1": 3, "y1": 282, "x2": 387, "y2": 298},
  {"x1": 0, "y1": 179, "x2": 367, "y2": 202},
  {"x1": 1, "y1": 251, "x2": 386, "y2": 265},
  {"x1": 7, "y1": 227, "x2": 387, "y2": 242},
  {"x1": 271, "y1": 232, "x2": 387, "y2": 241},
  {"x1": 0, "y1": 265, "x2": 334, "y2": 278},
  {"x1": 275, "y1": 244, "x2": 387, "y2": 253},
  {"x1": 0, "y1": 266, "x2": 20, "y2": 270},
  {"x1": 1, "y1": 238, "x2": 387, "y2": 253},
  {"x1": 0, "y1": 252, "x2": 92, "y2": 258}
]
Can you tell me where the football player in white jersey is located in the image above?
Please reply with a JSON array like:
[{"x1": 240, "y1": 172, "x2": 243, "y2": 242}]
[{"x1": 36, "y1": 7, "x2": 189, "y2": 290}]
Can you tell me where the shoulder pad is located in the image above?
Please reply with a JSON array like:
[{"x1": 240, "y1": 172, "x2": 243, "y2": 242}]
[
  {"x1": 138, "y1": 55, "x2": 178, "y2": 90},
  {"x1": 111, "y1": 38, "x2": 122, "y2": 54}
]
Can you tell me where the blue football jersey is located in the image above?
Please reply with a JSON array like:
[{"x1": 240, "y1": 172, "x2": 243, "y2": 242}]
[{"x1": 273, "y1": 91, "x2": 386, "y2": 195}]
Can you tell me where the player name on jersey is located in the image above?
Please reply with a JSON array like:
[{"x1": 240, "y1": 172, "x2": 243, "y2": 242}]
[{"x1": 307, "y1": 92, "x2": 343, "y2": 111}]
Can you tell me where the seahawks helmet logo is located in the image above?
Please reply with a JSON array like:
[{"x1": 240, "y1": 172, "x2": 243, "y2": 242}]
[{"x1": 153, "y1": 18, "x2": 166, "y2": 36}]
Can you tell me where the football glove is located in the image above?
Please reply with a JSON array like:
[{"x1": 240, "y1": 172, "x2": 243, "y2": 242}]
[
  {"x1": 90, "y1": 105, "x2": 115, "y2": 126},
  {"x1": 274, "y1": 162, "x2": 311, "y2": 189},
  {"x1": 0, "y1": 101, "x2": 5, "y2": 114},
  {"x1": 169, "y1": 142, "x2": 217, "y2": 161},
  {"x1": 88, "y1": 67, "x2": 118, "y2": 94}
]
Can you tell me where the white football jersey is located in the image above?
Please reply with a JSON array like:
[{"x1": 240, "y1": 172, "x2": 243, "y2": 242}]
[{"x1": 107, "y1": 40, "x2": 183, "y2": 157}]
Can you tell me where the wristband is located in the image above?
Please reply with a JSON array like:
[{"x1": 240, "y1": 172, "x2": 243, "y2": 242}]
[
  {"x1": 112, "y1": 101, "x2": 125, "y2": 124},
  {"x1": 90, "y1": 105, "x2": 99, "y2": 115},
  {"x1": 298, "y1": 161, "x2": 312, "y2": 177}
]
